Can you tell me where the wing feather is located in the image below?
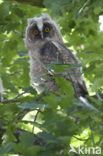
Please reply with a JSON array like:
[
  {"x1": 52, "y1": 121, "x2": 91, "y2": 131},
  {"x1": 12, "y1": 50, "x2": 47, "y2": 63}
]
[{"x1": 51, "y1": 41, "x2": 88, "y2": 97}]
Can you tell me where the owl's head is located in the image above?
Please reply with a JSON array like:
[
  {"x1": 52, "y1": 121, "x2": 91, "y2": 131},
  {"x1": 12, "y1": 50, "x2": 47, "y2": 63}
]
[{"x1": 25, "y1": 14, "x2": 63, "y2": 46}]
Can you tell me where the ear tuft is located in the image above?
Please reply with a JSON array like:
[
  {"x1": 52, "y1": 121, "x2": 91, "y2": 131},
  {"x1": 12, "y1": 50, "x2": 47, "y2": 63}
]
[
  {"x1": 42, "y1": 13, "x2": 51, "y2": 20},
  {"x1": 27, "y1": 18, "x2": 34, "y2": 25}
]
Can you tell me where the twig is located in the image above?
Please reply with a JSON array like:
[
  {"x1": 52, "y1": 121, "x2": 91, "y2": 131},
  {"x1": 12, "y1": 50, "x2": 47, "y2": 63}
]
[
  {"x1": 0, "y1": 91, "x2": 25, "y2": 104},
  {"x1": 1, "y1": 99, "x2": 19, "y2": 104},
  {"x1": 12, "y1": 108, "x2": 30, "y2": 122},
  {"x1": 32, "y1": 109, "x2": 41, "y2": 133},
  {"x1": 12, "y1": 94, "x2": 44, "y2": 122},
  {"x1": 73, "y1": 136, "x2": 89, "y2": 141},
  {"x1": 89, "y1": 121, "x2": 95, "y2": 147},
  {"x1": 0, "y1": 124, "x2": 46, "y2": 146},
  {"x1": 15, "y1": 91, "x2": 25, "y2": 99},
  {"x1": 12, "y1": 108, "x2": 42, "y2": 123}
]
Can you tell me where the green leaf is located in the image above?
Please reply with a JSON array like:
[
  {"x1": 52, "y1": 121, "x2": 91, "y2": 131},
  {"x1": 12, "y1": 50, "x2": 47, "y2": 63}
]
[
  {"x1": 22, "y1": 86, "x2": 37, "y2": 94},
  {"x1": 37, "y1": 131, "x2": 59, "y2": 144},
  {"x1": 43, "y1": 93, "x2": 58, "y2": 109},
  {"x1": 14, "y1": 143, "x2": 43, "y2": 156},
  {"x1": 18, "y1": 100, "x2": 49, "y2": 110},
  {"x1": 0, "y1": 2, "x2": 10, "y2": 18},
  {"x1": 54, "y1": 63, "x2": 82, "y2": 74},
  {"x1": 0, "y1": 142, "x2": 14, "y2": 154},
  {"x1": 19, "y1": 132, "x2": 34, "y2": 147},
  {"x1": 55, "y1": 77, "x2": 74, "y2": 96},
  {"x1": 2, "y1": 72, "x2": 18, "y2": 93}
]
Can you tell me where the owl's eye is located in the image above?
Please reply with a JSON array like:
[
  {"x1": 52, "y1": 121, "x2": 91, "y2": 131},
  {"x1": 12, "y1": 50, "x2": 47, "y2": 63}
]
[
  {"x1": 44, "y1": 27, "x2": 50, "y2": 32},
  {"x1": 33, "y1": 29, "x2": 39, "y2": 35}
]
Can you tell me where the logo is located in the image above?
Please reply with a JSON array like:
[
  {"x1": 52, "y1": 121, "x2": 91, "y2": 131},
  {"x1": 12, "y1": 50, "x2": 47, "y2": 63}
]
[
  {"x1": 69, "y1": 145, "x2": 78, "y2": 154},
  {"x1": 69, "y1": 145, "x2": 101, "y2": 155}
]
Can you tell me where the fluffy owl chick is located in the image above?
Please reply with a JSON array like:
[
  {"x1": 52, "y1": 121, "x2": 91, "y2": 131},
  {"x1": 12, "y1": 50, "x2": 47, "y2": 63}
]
[{"x1": 25, "y1": 14, "x2": 88, "y2": 97}]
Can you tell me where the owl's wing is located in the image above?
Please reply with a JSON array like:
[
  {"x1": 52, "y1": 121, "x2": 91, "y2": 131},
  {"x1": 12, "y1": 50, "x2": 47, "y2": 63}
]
[{"x1": 51, "y1": 41, "x2": 88, "y2": 98}]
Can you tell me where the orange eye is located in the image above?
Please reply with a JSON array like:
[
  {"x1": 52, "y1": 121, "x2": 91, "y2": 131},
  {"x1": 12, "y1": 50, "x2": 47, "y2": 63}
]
[
  {"x1": 33, "y1": 29, "x2": 39, "y2": 35},
  {"x1": 45, "y1": 27, "x2": 50, "y2": 32}
]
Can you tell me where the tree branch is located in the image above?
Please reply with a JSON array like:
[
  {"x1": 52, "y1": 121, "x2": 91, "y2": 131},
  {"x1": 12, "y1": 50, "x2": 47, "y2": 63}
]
[
  {"x1": 89, "y1": 122, "x2": 96, "y2": 147},
  {"x1": 32, "y1": 109, "x2": 41, "y2": 133},
  {"x1": 8, "y1": 0, "x2": 45, "y2": 8},
  {"x1": 1, "y1": 99, "x2": 19, "y2": 104},
  {"x1": 0, "y1": 92, "x2": 25, "y2": 104},
  {"x1": 73, "y1": 136, "x2": 89, "y2": 142},
  {"x1": 0, "y1": 124, "x2": 46, "y2": 146}
]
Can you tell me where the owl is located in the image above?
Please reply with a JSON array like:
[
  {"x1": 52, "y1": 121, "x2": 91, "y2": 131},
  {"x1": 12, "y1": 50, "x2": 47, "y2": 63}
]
[{"x1": 25, "y1": 14, "x2": 88, "y2": 98}]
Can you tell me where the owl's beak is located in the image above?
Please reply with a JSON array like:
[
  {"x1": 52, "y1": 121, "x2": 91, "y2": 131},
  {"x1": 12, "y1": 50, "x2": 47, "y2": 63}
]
[{"x1": 40, "y1": 32, "x2": 43, "y2": 39}]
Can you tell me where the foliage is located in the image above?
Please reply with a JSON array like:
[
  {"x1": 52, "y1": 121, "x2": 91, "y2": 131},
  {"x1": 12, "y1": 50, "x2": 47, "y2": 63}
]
[{"x1": 0, "y1": 0, "x2": 103, "y2": 155}]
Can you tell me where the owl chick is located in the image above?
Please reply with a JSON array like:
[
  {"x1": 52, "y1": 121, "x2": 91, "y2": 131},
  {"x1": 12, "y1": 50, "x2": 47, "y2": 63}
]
[{"x1": 25, "y1": 14, "x2": 88, "y2": 97}]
